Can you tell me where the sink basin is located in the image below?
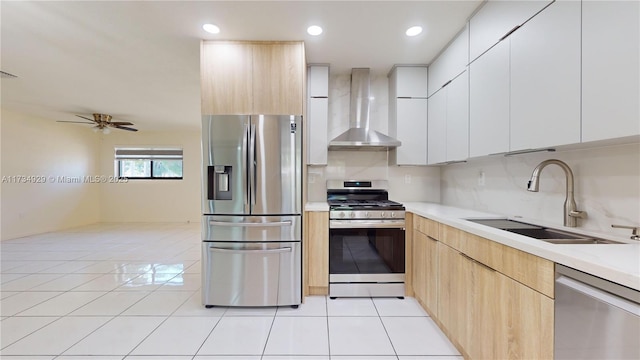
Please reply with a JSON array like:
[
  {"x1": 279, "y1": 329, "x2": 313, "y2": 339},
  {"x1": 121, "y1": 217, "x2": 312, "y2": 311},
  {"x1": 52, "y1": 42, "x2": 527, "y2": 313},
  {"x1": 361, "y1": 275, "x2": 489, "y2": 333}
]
[{"x1": 466, "y1": 218, "x2": 624, "y2": 244}]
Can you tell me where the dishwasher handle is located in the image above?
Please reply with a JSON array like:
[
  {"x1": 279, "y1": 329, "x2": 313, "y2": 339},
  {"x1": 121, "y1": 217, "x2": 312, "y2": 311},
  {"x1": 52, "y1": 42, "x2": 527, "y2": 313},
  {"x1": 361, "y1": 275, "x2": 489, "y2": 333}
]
[{"x1": 557, "y1": 275, "x2": 640, "y2": 317}]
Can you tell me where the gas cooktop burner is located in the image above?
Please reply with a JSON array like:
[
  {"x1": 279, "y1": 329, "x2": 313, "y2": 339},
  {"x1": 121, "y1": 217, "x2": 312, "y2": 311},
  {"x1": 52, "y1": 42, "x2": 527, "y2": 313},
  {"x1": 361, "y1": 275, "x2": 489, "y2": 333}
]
[{"x1": 328, "y1": 199, "x2": 404, "y2": 210}]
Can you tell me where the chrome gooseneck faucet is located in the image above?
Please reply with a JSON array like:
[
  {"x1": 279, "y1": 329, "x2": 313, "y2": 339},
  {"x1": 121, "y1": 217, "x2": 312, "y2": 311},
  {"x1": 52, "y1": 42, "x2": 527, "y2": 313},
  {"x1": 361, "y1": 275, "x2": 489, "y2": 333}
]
[{"x1": 527, "y1": 159, "x2": 587, "y2": 227}]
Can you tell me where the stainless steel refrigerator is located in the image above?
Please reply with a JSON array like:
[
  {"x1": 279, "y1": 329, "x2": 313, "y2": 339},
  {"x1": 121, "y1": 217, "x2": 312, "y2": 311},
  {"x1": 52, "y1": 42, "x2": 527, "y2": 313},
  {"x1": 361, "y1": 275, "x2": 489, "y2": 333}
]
[{"x1": 201, "y1": 114, "x2": 302, "y2": 307}]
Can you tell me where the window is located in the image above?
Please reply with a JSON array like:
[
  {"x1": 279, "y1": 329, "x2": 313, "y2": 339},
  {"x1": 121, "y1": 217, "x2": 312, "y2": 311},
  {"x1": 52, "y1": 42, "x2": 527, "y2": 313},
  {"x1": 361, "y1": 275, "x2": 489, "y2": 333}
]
[{"x1": 115, "y1": 148, "x2": 183, "y2": 179}]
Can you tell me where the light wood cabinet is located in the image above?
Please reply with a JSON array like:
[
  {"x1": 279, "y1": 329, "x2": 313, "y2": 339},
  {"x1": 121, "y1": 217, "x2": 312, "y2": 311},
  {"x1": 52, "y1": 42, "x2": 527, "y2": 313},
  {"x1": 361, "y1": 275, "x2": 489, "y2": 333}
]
[
  {"x1": 494, "y1": 271, "x2": 554, "y2": 359},
  {"x1": 412, "y1": 214, "x2": 554, "y2": 360},
  {"x1": 510, "y1": 0, "x2": 581, "y2": 151},
  {"x1": 582, "y1": 0, "x2": 640, "y2": 142},
  {"x1": 305, "y1": 211, "x2": 329, "y2": 295},
  {"x1": 201, "y1": 41, "x2": 305, "y2": 115},
  {"x1": 412, "y1": 224, "x2": 439, "y2": 315},
  {"x1": 201, "y1": 42, "x2": 253, "y2": 115},
  {"x1": 388, "y1": 66, "x2": 429, "y2": 166},
  {"x1": 252, "y1": 43, "x2": 305, "y2": 115}
]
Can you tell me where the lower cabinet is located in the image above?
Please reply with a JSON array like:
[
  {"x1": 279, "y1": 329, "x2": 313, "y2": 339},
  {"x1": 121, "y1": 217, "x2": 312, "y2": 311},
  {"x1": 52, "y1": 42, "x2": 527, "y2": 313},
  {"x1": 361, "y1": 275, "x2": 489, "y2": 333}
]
[
  {"x1": 413, "y1": 214, "x2": 554, "y2": 359},
  {"x1": 305, "y1": 211, "x2": 328, "y2": 295}
]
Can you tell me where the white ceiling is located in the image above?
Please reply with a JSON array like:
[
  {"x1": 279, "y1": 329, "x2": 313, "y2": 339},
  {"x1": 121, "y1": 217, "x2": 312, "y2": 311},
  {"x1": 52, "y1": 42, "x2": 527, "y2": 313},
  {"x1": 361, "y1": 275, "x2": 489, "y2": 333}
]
[{"x1": 1, "y1": 1, "x2": 482, "y2": 132}]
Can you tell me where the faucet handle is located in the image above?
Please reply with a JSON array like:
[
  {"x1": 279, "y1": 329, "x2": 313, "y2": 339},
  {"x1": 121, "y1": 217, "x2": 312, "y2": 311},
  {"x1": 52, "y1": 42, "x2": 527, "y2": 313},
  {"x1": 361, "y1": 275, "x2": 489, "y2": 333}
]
[
  {"x1": 611, "y1": 224, "x2": 640, "y2": 240},
  {"x1": 568, "y1": 210, "x2": 587, "y2": 219}
]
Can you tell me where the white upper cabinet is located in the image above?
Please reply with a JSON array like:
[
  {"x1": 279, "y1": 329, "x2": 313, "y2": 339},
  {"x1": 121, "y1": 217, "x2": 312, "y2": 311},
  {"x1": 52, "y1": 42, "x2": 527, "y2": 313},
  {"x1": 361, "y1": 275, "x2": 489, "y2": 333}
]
[
  {"x1": 308, "y1": 65, "x2": 329, "y2": 98},
  {"x1": 427, "y1": 88, "x2": 447, "y2": 164},
  {"x1": 446, "y1": 70, "x2": 469, "y2": 162},
  {"x1": 582, "y1": 0, "x2": 640, "y2": 142},
  {"x1": 510, "y1": 0, "x2": 581, "y2": 151},
  {"x1": 307, "y1": 65, "x2": 329, "y2": 165},
  {"x1": 389, "y1": 65, "x2": 428, "y2": 165},
  {"x1": 428, "y1": 25, "x2": 469, "y2": 97},
  {"x1": 395, "y1": 66, "x2": 429, "y2": 98},
  {"x1": 469, "y1": 39, "x2": 510, "y2": 157},
  {"x1": 469, "y1": 0, "x2": 552, "y2": 62},
  {"x1": 428, "y1": 71, "x2": 469, "y2": 164}
]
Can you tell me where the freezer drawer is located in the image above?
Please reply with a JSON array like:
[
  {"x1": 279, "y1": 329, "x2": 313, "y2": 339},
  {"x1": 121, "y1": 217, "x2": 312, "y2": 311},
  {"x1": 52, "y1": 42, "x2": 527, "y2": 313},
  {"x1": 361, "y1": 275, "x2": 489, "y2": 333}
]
[
  {"x1": 202, "y1": 241, "x2": 301, "y2": 307},
  {"x1": 202, "y1": 215, "x2": 301, "y2": 242}
]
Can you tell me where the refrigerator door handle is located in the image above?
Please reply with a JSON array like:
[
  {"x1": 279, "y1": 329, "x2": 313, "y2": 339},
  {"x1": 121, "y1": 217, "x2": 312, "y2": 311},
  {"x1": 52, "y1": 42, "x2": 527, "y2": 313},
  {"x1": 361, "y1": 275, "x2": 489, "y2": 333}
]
[
  {"x1": 209, "y1": 220, "x2": 293, "y2": 227},
  {"x1": 250, "y1": 123, "x2": 257, "y2": 206},
  {"x1": 242, "y1": 123, "x2": 250, "y2": 212},
  {"x1": 207, "y1": 247, "x2": 292, "y2": 255}
]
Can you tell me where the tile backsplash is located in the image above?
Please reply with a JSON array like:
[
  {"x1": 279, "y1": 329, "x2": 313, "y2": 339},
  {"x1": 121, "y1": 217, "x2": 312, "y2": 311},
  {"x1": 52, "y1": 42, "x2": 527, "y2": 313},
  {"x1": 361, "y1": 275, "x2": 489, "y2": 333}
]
[{"x1": 440, "y1": 143, "x2": 640, "y2": 235}]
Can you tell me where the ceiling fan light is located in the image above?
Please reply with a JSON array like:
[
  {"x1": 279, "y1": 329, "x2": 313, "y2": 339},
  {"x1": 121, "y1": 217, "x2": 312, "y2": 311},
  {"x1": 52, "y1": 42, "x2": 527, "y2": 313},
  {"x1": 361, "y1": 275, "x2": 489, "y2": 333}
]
[
  {"x1": 203, "y1": 23, "x2": 220, "y2": 34},
  {"x1": 102, "y1": 127, "x2": 111, "y2": 135}
]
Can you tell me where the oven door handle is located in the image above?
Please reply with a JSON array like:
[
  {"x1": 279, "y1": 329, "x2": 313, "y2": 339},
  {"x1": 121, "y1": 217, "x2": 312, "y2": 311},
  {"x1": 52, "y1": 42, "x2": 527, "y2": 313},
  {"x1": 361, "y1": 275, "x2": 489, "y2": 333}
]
[{"x1": 329, "y1": 220, "x2": 405, "y2": 229}]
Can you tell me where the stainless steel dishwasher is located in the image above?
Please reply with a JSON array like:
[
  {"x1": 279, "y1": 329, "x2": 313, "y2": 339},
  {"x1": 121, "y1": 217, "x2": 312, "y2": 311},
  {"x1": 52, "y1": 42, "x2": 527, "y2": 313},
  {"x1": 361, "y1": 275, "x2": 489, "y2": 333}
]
[{"x1": 555, "y1": 264, "x2": 640, "y2": 359}]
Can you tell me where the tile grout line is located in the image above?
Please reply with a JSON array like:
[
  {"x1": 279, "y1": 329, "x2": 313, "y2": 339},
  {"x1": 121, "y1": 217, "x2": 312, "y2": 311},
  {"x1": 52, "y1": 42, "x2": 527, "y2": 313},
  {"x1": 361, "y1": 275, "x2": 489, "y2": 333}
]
[{"x1": 371, "y1": 298, "x2": 401, "y2": 360}]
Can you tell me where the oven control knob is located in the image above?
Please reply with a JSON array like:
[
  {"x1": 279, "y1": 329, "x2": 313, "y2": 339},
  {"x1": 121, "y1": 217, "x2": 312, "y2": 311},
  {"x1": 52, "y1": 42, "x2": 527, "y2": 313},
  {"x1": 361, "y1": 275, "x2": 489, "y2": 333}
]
[
  {"x1": 339, "y1": 212, "x2": 345, "y2": 218},
  {"x1": 391, "y1": 212, "x2": 395, "y2": 218},
  {"x1": 381, "y1": 212, "x2": 386, "y2": 218},
  {"x1": 350, "y1": 212, "x2": 355, "y2": 218},
  {"x1": 366, "y1": 212, "x2": 372, "y2": 218}
]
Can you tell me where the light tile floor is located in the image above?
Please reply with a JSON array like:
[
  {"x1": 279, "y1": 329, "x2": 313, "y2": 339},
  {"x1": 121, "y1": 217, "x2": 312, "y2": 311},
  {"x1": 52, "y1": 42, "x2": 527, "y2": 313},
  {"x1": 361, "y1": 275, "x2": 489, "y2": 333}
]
[{"x1": 1, "y1": 223, "x2": 462, "y2": 360}]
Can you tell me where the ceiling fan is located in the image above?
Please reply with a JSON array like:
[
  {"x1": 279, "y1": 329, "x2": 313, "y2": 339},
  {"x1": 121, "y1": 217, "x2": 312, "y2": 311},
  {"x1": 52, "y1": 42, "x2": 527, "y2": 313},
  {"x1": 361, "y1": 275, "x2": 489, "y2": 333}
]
[{"x1": 57, "y1": 113, "x2": 138, "y2": 133}]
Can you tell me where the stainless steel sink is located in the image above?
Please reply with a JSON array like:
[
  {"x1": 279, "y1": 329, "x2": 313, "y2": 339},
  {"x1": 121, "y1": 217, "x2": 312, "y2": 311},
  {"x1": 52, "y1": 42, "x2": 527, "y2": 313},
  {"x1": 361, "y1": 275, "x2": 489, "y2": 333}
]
[{"x1": 466, "y1": 218, "x2": 624, "y2": 244}]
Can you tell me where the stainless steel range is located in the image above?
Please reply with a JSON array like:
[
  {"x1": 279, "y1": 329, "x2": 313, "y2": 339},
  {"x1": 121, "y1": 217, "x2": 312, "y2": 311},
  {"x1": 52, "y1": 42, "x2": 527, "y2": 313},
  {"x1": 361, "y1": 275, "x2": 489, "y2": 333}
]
[{"x1": 327, "y1": 180, "x2": 406, "y2": 298}]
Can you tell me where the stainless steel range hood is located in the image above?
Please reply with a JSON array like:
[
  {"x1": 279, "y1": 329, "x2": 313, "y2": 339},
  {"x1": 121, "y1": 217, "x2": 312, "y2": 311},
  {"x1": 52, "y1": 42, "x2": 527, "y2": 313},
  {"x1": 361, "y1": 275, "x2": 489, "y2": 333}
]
[{"x1": 329, "y1": 68, "x2": 401, "y2": 150}]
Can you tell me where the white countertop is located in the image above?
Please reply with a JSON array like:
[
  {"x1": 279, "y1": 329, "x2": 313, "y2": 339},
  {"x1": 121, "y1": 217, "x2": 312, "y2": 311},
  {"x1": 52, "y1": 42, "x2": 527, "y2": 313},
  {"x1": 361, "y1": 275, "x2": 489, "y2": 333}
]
[
  {"x1": 405, "y1": 202, "x2": 640, "y2": 291},
  {"x1": 305, "y1": 202, "x2": 329, "y2": 212}
]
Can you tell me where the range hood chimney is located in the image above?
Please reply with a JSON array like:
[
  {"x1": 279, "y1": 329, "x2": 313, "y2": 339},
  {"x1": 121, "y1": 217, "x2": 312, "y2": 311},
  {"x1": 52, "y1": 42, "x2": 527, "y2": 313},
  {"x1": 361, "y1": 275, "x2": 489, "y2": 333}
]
[{"x1": 328, "y1": 68, "x2": 401, "y2": 150}]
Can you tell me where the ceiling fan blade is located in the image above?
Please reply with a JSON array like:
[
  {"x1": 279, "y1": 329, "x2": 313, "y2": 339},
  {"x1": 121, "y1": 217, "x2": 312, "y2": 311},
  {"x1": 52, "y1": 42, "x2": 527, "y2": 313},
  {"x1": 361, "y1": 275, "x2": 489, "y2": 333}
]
[
  {"x1": 112, "y1": 125, "x2": 138, "y2": 132},
  {"x1": 75, "y1": 115, "x2": 96, "y2": 122},
  {"x1": 110, "y1": 121, "x2": 134, "y2": 126},
  {"x1": 57, "y1": 121, "x2": 95, "y2": 124}
]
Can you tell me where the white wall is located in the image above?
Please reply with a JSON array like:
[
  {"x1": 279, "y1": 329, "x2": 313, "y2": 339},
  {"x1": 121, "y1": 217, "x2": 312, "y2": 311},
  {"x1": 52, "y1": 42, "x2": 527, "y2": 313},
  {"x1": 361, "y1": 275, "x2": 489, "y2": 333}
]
[
  {"x1": 1, "y1": 109, "x2": 101, "y2": 240},
  {"x1": 440, "y1": 143, "x2": 640, "y2": 235},
  {"x1": 98, "y1": 130, "x2": 201, "y2": 223},
  {"x1": 306, "y1": 72, "x2": 441, "y2": 202}
]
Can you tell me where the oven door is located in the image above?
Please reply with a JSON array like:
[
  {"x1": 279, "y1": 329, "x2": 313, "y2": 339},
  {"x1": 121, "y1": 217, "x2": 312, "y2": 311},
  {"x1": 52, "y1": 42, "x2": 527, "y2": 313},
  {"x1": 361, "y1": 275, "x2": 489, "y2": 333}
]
[{"x1": 329, "y1": 222, "x2": 405, "y2": 280}]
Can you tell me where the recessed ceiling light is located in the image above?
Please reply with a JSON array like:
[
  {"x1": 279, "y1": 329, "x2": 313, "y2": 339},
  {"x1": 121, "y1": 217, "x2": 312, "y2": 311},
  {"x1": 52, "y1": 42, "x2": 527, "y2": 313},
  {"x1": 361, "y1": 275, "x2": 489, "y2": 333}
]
[
  {"x1": 406, "y1": 26, "x2": 423, "y2": 37},
  {"x1": 203, "y1": 24, "x2": 220, "y2": 34},
  {"x1": 307, "y1": 25, "x2": 323, "y2": 36}
]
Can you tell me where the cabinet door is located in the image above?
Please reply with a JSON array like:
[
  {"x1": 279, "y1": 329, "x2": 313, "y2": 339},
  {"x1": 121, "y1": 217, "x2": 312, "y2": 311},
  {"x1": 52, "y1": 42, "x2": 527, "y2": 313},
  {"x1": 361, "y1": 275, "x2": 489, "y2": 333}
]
[
  {"x1": 582, "y1": 1, "x2": 640, "y2": 142},
  {"x1": 253, "y1": 43, "x2": 304, "y2": 115},
  {"x1": 424, "y1": 234, "x2": 439, "y2": 315},
  {"x1": 201, "y1": 42, "x2": 253, "y2": 115},
  {"x1": 437, "y1": 243, "x2": 471, "y2": 342},
  {"x1": 396, "y1": 98, "x2": 428, "y2": 165},
  {"x1": 469, "y1": 0, "x2": 552, "y2": 61},
  {"x1": 395, "y1": 66, "x2": 429, "y2": 98},
  {"x1": 412, "y1": 229, "x2": 428, "y2": 306},
  {"x1": 469, "y1": 39, "x2": 510, "y2": 157},
  {"x1": 494, "y1": 272, "x2": 554, "y2": 359},
  {"x1": 307, "y1": 98, "x2": 328, "y2": 165},
  {"x1": 427, "y1": 89, "x2": 446, "y2": 164},
  {"x1": 306, "y1": 211, "x2": 329, "y2": 294},
  {"x1": 446, "y1": 71, "x2": 469, "y2": 162},
  {"x1": 428, "y1": 25, "x2": 469, "y2": 97},
  {"x1": 468, "y1": 260, "x2": 498, "y2": 359},
  {"x1": 510, "y1": 0, "x2": 581, "y2": 151},
  {"x1": 308, "y1": 65, "x2": 329, "y2": 97}
]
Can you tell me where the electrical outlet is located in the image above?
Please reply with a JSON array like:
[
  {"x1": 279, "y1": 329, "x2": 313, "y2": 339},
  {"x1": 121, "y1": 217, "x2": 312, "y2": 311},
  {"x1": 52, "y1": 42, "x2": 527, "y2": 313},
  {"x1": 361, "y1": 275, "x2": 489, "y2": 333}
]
[
  {"x1": 478, "y1": 171, "x2": 485, "y2": 186},
  {"x1": 404, "y1": 174, "x2": 412, "y2": 184}
]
